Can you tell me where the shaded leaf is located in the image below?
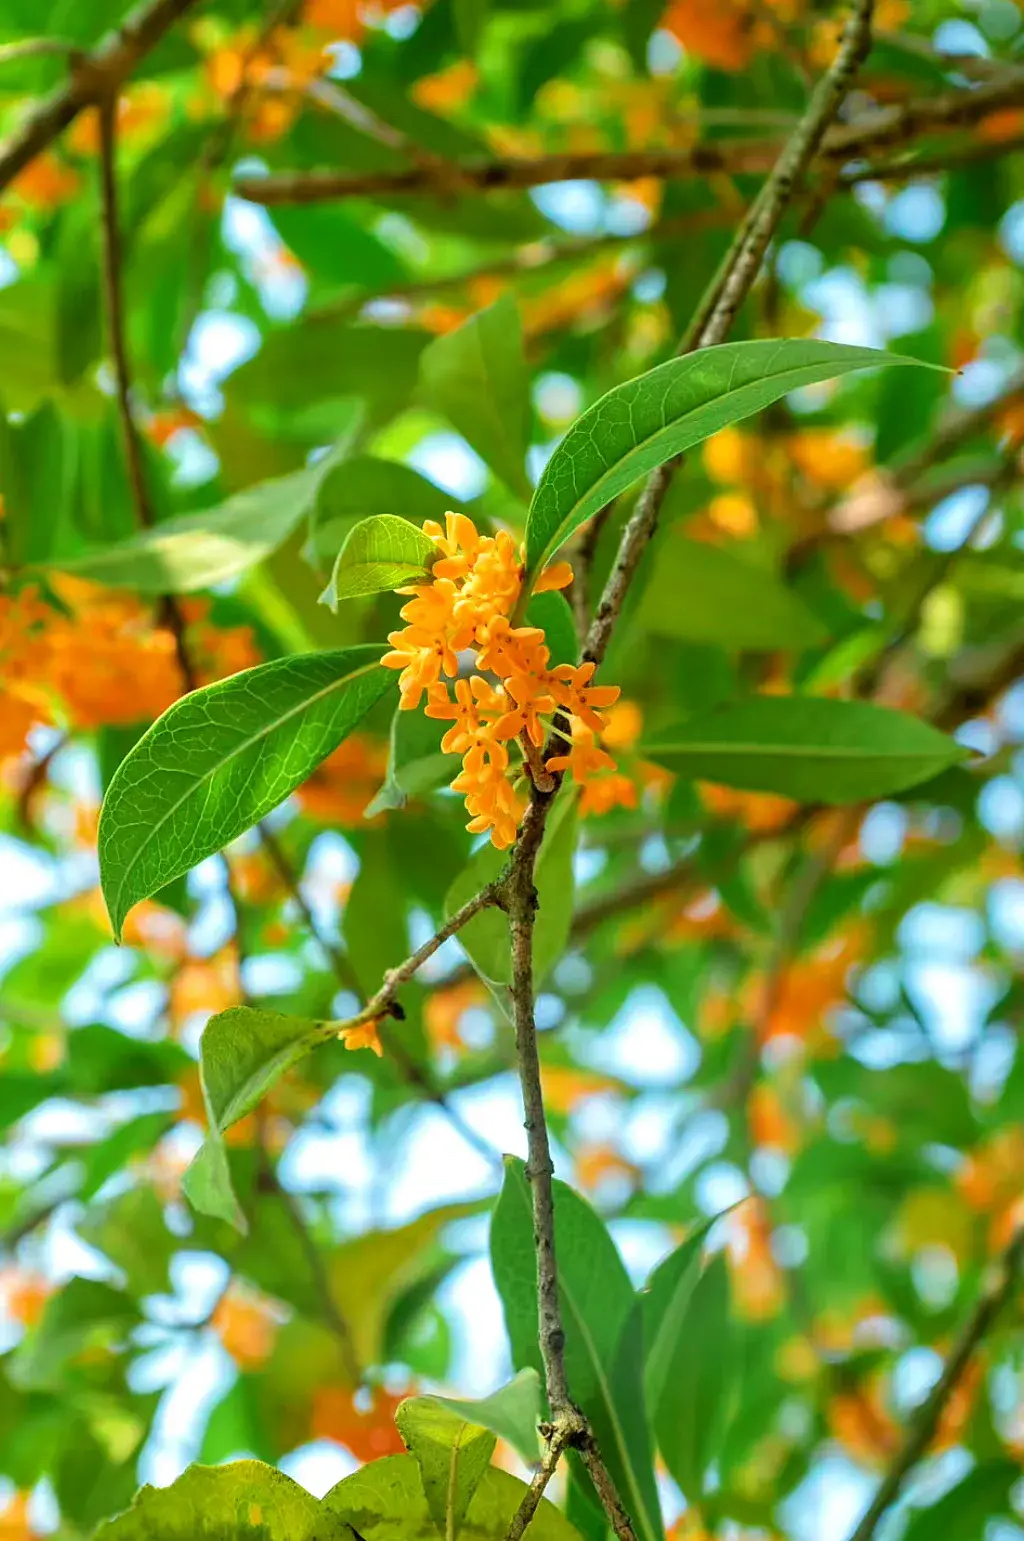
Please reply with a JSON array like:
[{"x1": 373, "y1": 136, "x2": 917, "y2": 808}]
[
  {"x1": 640, "y1": 538, "x2": 827, "y2": 650},
  {"x1": 417, "y1": 1371, "x2": 542, "y2": 1467},
  {"x1": 420, "y1": 296, "x2": 532, "y2": 498},
  {"x1": 644, "y1": 696, "x2": 967, "y2": 804}
]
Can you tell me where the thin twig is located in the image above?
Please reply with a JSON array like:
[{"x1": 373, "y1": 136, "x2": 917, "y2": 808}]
[
  {"x1": 846, "y1": 1227, "x2": 1024, "y2": 1541},
  {"x1": 506, "y1": 1422, "x2": 575, "y2": 1541},
  {"x1": 0, "y1": 0, "x2": 201, "y2": 192},
  {"x1": 583, "y1": 0, "x2": 876, "y2": 669},
  {"x1": 234, "y1": 70, "x2": 1021, "y2": 208}
]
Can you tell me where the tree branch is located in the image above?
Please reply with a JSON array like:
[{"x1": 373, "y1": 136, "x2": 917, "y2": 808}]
[
  {"x1": 0, "y1": 0, "x2": 201, "y2": 192},
  {"x1": 497, "y1": 13, "x2": 880, "y2": 1538},
  {"x1": 234, "y1": 72, "x2": 1021, "y2": 208},
  {"x1": 584, "y1": 0, "x2": 875, "y2": 669},
  {"x1": 97, "y1": 88, "x2": 153, "y2": 530},
  {"x1": 847, "y1": 1226, "x2": 1024, "y2": 1541}
]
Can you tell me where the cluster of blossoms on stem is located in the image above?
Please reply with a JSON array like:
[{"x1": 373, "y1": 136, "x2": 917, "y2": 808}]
[{"x1": 382, "y1": 513, "x2": 630, "y2": 848}]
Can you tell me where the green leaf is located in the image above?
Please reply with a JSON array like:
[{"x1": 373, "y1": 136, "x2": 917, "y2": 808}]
[
  {"x1": 181, "y1": 1133, "x2": 245, "y2": 1232},
  {"x1": 325, "y1": 1454, "x2": 582, "y2": 1541},
  {"x1": 39, "y1": 466, "x2": 321, "y2": 595},
  {"x1": 444, "y1": 841, "x2": 511, "y2": 984},
  {"x1": 364, "y1": 705, "x2": 458, "y2": 816},
  {"x1": 416, "y1": 1371, "x2": 542, "y2": 1467},
  {"x1": 10, "y1": 1279, "x2": 138, "y2": 1392},
  {"x1": 77, "y1": 1186, "x2": 177, "y2": 1298},
  {"x1": 639, "y1": 539, "x2": 827, "y2": 650},
  {"x1": 420, "y1": 296, "x2": 532, "y2": 498},
  {"x1": 99, "y1": 646, "x2": 391, "y2": 940},
  {"x1": 643, "y1": 696, "x2": 968, "y2": 804},
  {"x1": 396, "y1": 1397, "x2": 497, "y2": 1539},
  {"x1": 312, "y1": 455, "x2": 454, "y2": 558},
  {"x1": 643, "y1": 1250, "x2": 736, "y2": 1501},
  {"x1": 526, "y1": 589, "x2": 579, "y2": 667},
  {"x1": 320, "y1": 514, "x2": 438, "y2": 608},
  {"x1": 491, "y1": 1159, "x2": 663, "y2": 1541},
  {"x1": 94, "y1": 1459, "x2": 356, "y2": 1541},
  {"x1": 642, "y1": 1215, "x2": 721, "y2": 1418},
  {"x1": 524, "y1": 340, "x2": 931, "y2": 580},
  {"x1": 901, "y1": 1459, "x2": 1018, "y2": 1541},
  {"x1": 195, "y1": 1006, "x2": 332, "y2": 1136}
]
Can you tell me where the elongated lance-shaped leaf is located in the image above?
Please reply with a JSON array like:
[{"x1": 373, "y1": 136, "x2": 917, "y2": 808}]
[
  {"x1": 523, "y1": 339, "x2": 934, "y2": 582},
  {"x1": 490, "y1": 1158, "x2": 664, "y2": 1541},
  {"x1": 39, "y1": 466, "x2": 322, "y2": 595},
  {"x1": 320, "y1": 513, "x2": 438, "y2": 609},
  {"x1": 643, "y1": 696, "x2": 968, "y2": 805},
  {"x1": 99, "y1": 646, "x2": 391, "y2": 939}
]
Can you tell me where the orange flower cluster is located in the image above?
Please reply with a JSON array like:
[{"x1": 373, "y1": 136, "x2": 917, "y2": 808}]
[
  {"x1": 382, "y1": 513, "x2": 623, "y2": 849},
  {"x1": 211, "y1": 1282, "x2": 283, "y2": 1370},
  {"x1": 0, "y1": 579, "x2": 258, "y2": 763}
]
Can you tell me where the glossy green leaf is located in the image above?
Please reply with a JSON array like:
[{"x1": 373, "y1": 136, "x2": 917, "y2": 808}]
[
  {"x1": 639, "y1": 538, "x2": 827, "y2": 650},
  {"x1": 491, "y1": 1159, "x2": 663, "y2": 1541},
  {"x1": 643, "y1": 696, "x2": 968, "y2": 804},
  {"x1": 420, "y1": 296, "x2": 532, "y2": 498},
  {"x1": 95, "y1": 1460, "x2": 357, "y2": 1541},
  {"x1": 99, "y1": 646, "x2": 391, "y2": 939},
  {"x1": 524, "y1": 340, "x2": 930, "y2": 580},
  {"x1": 320, "y1": 514, "x2": 437, "y2": 608},
  {"x1": 39, "y1": 467, "x2": 321, "y2": 595},
  {"x1": 396, "y1": 1396, "x2": 496, "y2": 1538},
  {"x1": 325, "y1": 1454, "x2": 581, "y2": 1541},
  {"x1": 196, "y1": 1006, "x2": 333, "y2": 1135}
]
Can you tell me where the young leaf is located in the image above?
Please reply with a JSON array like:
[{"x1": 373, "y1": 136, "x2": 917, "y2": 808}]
[
  {"x1": 325, "y1": 1454, "x2": 581, "y2": 1541},
  {"x1": 643, "y1": 696, "x2": 968, "y2": 804},
  {"x1": 94, "y1": 1460, "x2": 357, "y2": 1541},
  {"x1": 639, "y1": 538, "x2": 827, "y2": 650},
  {"x1": 181, "y1": 1131, "x2": 245, "y2": 1232},
  {"x1": 320, "y1": 514, "x2": 438, "y2": 609},
  {"x1": 524, "y1": 340, "x2": 931, "y2": 581},
  {"x1": 491, "y1": 1159, "x2": 664, "y2": 1541},
  {"x1": 395, "y1": 1397, "x2": 497, "y2": 1539},
  {"x1": 198, "y1": 1006, "x2": 332, "y2": 1135},
  {"x1": 420, "y1": 295, "x2": 532, "y2": 499},
  {"x1": 99, "y1": 646, "x2": 391, "y2": 940},
  {"x1": 417, "y1": 1371, "x2": 541, "y2": 1467},
  {"x1": 39, "y1": 466, "x2": 321, "y2": 594}
]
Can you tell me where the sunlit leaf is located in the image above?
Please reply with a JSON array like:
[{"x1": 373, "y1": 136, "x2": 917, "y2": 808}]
[
  {"x1": 396, "y1": 1397, "x2": 496, "y2": 1538},
  {"x1": 94, "y1": 1460, "x2": 356, "y2": 1541},
  {"x1": 39, "y1": 467, "x2": 321, "y2": 594},
  {"x1": 99, "y1": 646, "x2": 391, "y2": 939},
  {"x1": 320, "y1": 514, "x2": 438, "y2": 608},
  {"x1": 524, "y1": 341, "x2": 931, "y2": 580}
]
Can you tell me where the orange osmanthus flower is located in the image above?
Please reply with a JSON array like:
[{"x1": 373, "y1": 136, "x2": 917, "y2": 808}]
[{"x1": 381, "y1": 513, "x2": 624, "y2": 848}]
